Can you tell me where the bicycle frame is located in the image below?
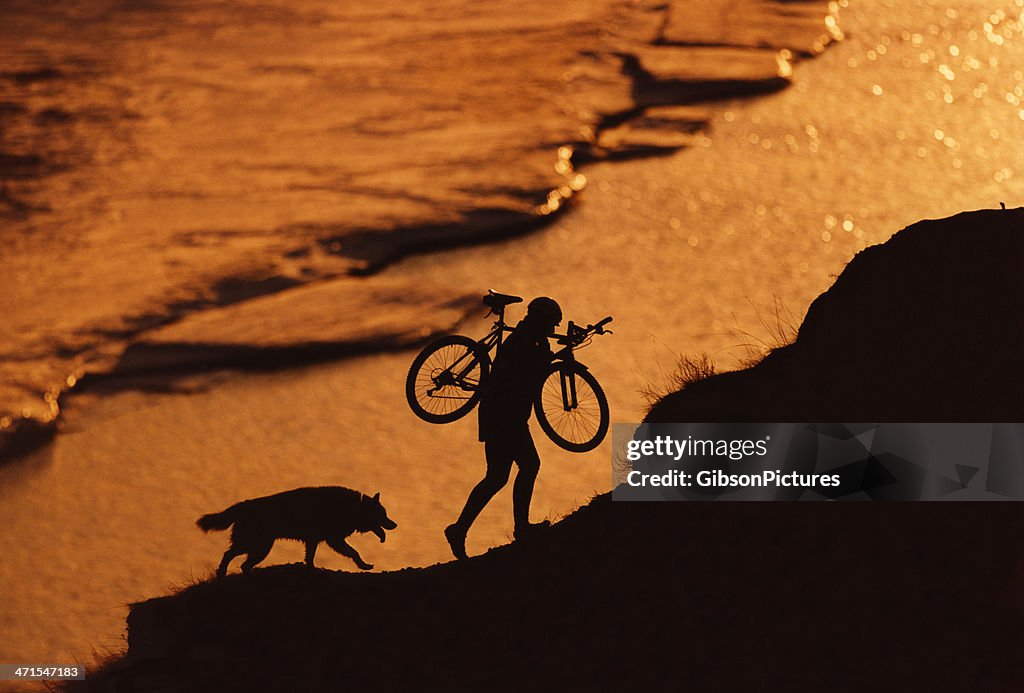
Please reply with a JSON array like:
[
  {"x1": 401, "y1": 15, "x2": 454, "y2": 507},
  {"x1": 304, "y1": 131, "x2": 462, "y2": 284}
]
[
  {"x1": 408, "y1": 294, "x2": 612, "y2": 448},
  {"x1": 478, "y1": 316, "x2": 514, "y2": 358},
  {"x1": 432, "y1": 308, "x2": 608, "y2": 407},
  {"x1": 427, "y1": 311, "x2": 512, "y2": 398}
]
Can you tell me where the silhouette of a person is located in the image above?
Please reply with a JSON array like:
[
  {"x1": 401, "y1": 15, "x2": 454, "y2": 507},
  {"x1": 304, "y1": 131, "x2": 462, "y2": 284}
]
[{"x1": 445, "y1": 296, "x2": 562, "y2": 560}]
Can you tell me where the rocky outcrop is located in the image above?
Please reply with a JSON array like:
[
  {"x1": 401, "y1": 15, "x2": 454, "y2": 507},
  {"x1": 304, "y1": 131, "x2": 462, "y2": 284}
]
[{"x1": 648, "y1": 208, "x2": 1024, "y2": 423}]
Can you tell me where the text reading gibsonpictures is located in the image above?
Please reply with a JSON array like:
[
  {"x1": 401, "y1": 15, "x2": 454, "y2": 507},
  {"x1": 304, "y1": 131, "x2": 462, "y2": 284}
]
[{"x1": 626, "y1": 470, "x2": 843, "y2": 488}]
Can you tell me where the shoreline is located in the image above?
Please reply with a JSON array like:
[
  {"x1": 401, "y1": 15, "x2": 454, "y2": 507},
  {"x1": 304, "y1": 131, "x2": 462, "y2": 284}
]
[{"x1": 0, "y1": 0, "x2": 842, "y2": 463}]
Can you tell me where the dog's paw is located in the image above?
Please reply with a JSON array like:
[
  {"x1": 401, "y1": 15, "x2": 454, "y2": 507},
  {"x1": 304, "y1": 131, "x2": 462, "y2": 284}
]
[{"x1": 358, "y1": 561, "x2": 374, "y2": 571}]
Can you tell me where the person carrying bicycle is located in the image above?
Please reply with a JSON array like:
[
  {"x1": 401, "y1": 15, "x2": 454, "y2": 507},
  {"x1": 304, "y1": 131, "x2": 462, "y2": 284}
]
[{"x1": 444, "y1": 296, "x2": 562, "y2": 560}]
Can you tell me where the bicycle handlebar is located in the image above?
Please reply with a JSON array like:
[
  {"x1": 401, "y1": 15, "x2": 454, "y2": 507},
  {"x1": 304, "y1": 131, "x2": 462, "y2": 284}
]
[{"x1": 553, "y1": 316, "x2": 614, "y2": 346}]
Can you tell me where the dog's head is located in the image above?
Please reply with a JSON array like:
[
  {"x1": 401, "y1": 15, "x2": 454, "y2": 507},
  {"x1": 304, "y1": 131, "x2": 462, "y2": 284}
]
[{"x1": 361, "y1": 492, "x2": 398, "y2": 543}]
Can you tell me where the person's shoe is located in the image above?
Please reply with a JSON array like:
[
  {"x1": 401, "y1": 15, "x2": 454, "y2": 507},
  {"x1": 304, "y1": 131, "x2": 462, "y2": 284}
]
[
  {"x1": 513, "y1": 520, "x2": 550, "y2": 542},
  {"x1": 444, "y1": 524, "x2": 468, "y2": 560}
]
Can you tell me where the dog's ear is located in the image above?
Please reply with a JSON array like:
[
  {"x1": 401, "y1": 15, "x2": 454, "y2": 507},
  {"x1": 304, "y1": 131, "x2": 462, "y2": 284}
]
[{"x1": 373, "y1": 492, "x2": 380, "y2": 502}]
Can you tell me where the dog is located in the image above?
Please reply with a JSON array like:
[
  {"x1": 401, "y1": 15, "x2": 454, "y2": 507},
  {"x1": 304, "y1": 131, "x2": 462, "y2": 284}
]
[{"x1": 197, "y1": 486, "x2": 398, "y2": 576}]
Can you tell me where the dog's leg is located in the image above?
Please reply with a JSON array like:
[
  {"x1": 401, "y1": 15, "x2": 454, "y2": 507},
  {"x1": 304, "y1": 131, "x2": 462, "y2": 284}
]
[
  {"x1": 217, "y1": 546, "x2": 243, "y2": 578},
  {"x1": 304, "y1": 542, "x2": 319, "y2": 568},
  {"x1": 240, "y1": 540, "x2": 274, "y2": 574},
  {"x1": 326, "y1": 537, "x2": 373, "y2": 570}
]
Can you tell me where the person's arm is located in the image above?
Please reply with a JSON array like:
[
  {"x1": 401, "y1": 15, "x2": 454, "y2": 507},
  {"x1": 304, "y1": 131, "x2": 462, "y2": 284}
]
[
  {"x1": 522, "y1": 334, "x2": 554, "y2": 388},
  {"x1": 500, "y1": 329, "x2": 552, "y2": 380}
]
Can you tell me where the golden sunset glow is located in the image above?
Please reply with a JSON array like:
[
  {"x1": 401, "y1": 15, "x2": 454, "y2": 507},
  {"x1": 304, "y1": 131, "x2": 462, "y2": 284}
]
[{"x1": 1, "y1": 0, "x2": 1023, "y2": 681}]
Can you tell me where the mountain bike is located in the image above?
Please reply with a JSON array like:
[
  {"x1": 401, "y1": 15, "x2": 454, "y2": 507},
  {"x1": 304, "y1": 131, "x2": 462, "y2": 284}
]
[{"x1": 405, "y1": 290, "x2": 612, "y2": 452}]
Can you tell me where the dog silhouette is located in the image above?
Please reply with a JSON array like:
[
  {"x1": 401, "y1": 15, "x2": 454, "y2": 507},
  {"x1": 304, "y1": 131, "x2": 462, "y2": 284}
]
[{"x1": 197, "y1": 486, "x2": 397, "y2": 576}]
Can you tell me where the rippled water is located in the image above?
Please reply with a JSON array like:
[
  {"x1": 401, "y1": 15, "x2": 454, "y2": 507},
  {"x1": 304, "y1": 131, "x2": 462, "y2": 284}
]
[
  {"x1": 0, "y1": 0, "x2": 656, "y2": 436},
  {"x1": 2, "y1": 0, "x2": 1024, "y2": 671}
]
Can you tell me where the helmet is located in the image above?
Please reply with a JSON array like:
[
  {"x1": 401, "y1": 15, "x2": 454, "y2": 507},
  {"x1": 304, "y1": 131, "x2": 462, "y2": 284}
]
[{"x1": 527, "y1": 296, "x2": 562, "y2": 325}]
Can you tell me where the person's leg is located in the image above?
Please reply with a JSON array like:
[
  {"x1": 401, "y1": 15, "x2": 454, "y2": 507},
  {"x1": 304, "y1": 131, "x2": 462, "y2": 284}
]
[
  {"x1": 446, "y1": 439, "x2": 514, "y2": 558},
  {"x1": 455, "y1": 440, "x2": 514, "y2": 529},
  {"x1": 512, "y1": 430, "x2": 542, "y2": 534}
]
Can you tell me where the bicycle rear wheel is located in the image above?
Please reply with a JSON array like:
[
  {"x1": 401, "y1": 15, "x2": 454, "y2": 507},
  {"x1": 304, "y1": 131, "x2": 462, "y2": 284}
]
[
  {"x1": 534, "y1": 361, "x2": 609, "y2": 452},
  {"x1": 406, "y1": 335, "x2": 490, "y2": 424}
]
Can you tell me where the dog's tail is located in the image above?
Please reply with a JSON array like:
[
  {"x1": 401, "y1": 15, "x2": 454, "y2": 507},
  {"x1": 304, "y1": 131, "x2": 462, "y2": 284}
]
[{"x1": 196, "y1": 506, "x2": 236, "y2": 533}]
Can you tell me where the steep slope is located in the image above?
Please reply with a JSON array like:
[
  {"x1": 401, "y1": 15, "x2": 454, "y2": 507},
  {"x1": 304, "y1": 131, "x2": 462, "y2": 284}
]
[{"x1": 72, "y1": 209, "x2": 1024, "y2": 692}]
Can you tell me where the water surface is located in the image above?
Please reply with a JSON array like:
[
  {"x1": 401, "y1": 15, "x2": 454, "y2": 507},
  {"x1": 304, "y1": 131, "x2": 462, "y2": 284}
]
[{"x1": 3, "y1": 0, "x2": 1024, "y2": 669}]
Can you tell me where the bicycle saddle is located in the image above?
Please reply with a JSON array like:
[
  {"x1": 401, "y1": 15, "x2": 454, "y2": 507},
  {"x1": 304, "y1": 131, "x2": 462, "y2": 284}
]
[{"x1": 483, "y1": 290, "x2": 523, "y2": 311}]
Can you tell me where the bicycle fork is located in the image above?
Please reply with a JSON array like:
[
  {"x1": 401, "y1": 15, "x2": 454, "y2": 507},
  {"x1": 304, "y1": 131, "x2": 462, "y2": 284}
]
[{"x1": 558, "y1": 363, "x2": 579, "y2": 411}]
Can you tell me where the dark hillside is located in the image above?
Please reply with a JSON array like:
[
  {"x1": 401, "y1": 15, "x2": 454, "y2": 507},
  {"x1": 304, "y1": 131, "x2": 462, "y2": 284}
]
[
  {"x1": 72, "y1": 209, "x2": 1024, "y2": 692},
  {"x1": 647, "y1": 208, "x2": 1023, "y2": 423}
]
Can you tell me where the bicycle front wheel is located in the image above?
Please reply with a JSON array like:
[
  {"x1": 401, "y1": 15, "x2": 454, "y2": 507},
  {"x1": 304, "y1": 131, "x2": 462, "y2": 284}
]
[
  {"x1": 534, "y1": 361, "x2": 609, "y2": 453},
  {"x1": 406, "y1": 335, "x2": 490, "y2": 424}
]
